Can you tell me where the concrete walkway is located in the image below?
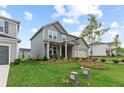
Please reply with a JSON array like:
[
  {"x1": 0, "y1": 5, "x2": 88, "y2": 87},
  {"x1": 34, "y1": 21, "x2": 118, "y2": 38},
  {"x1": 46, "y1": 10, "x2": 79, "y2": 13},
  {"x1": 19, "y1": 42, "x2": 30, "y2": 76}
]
[{"x1": 0, "y1": 65, "x2": 10, "y2": 87}]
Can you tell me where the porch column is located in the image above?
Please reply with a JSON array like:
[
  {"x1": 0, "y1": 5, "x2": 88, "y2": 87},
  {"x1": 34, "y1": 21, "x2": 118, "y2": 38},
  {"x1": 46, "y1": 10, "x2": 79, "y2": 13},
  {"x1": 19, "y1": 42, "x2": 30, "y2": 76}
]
[
  {"x1": 110, "y1": 48, "x2": 112, "y2": 56},
  {"x1": 47, "y1": 41, "x2": 49, "y2": 59},
  {"x1": 65, "y1": 42, "x2": 67, "y2": 58},
  {"x1": 60, "y1": 44, "x2": 62, "y2": 57}
]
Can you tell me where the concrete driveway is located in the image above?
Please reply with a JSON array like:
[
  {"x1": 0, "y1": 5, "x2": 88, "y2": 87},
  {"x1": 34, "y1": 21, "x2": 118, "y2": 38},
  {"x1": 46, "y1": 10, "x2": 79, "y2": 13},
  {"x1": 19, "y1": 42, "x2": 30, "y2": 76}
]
[{"x1": 0, "y1": 65, "x2": 10, "y2": 87}]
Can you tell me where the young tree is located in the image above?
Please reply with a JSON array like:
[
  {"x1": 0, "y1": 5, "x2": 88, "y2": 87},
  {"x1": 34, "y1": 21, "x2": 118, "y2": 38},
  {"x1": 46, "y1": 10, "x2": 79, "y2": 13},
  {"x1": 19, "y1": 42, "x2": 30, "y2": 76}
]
[
  {"x1": 80, "y1": 14, "x2": 109, "y2": 59},
  {"x1": 113, "y1": 34, "x2": 121, "y2": 55}
]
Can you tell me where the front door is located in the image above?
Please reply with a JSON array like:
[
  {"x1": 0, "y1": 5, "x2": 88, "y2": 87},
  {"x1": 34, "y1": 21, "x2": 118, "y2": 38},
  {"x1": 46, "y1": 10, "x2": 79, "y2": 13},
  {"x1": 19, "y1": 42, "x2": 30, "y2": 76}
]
[{"x1": 49, "y1": 46, "x2": 57, "y2": 58}]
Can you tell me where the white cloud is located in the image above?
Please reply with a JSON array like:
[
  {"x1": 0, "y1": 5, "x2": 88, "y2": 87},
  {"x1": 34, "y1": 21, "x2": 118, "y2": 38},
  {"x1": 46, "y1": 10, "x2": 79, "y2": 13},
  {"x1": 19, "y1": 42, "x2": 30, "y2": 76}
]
[
  {"x1": 19, "y1": 26, "x2": 23, "y2": 30},
  {"x1": 69, "y1": 31, "x2": 81, "y2": 37},
  {"x1": 53, "y1": 5, "x2": 103, "y2": 24},
  {"x1": 109, "y1": 31, "x2": 119, "y2": 38},
  {"x1": 106, "y1": 21, "x2": 119, "y2": 39},
  {"x1": 24, "y1": 11, "x2": 33, "y2": 21},
  {"x1": 0, "y1": 5, "x2": 7, "y2": 9},
  {"x1": 31, "y1": 28, "x2": 38, "y2": 33},
  {"x1": 111, "y1": 21, "x2": 118, "y2": 29},
  {"x1": 62, "y1": 18, "x2": 79, "y2": 24},
  {"x1": 0, "y1": 10, "x2": 11, "y2": 18},
  {"x1": 52, "y1": 5, "x2": 66, "y2": 18}
]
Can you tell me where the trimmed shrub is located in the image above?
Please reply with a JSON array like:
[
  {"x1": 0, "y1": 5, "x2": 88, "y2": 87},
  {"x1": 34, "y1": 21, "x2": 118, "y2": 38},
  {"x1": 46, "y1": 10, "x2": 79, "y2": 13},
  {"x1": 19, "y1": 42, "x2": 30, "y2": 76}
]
[
  {"x1": 121, "y1": 59, "x2": 124, "y2": 62},
  {"x1": 42, "y1": 56, "x2": 48, "y2": 61},
  {"x1": 73, "y1": 57, "x2": 80, "y2": 60},
  {"x1": 112, "y1": 59, "x2": 119, "y2": 63},
  {"x1": 14, "y1": 58, "x2": 21, "y2": 65},
  {"x1": 101, "y1": 59, "x2": 106, "y2": 62}
]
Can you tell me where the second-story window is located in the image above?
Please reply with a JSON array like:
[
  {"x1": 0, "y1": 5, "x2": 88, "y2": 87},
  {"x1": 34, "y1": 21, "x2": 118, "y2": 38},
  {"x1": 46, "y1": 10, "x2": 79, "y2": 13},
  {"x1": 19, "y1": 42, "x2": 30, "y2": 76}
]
[
  {"x1": 53, "y1": 31, "x2": 57, "y2": 40},
  {"x1": 5, "y1": 21, "x2": 8, "y2": 34},
  {"x1": 48, "y1": 30, "x2": 57, "y2": 40},
  {"x1": 0, "y1": 19, "x2": 4, "y2": 32},
  {"x1": 48, "y1": 30, "x2": 52, "y2": 39}
]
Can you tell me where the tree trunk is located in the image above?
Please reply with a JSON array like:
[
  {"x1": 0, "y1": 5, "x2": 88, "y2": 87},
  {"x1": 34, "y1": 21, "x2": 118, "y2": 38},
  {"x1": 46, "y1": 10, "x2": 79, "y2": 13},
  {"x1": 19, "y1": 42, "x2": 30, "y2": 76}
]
[{"x1": 90, "y1": 43, "x2": 93, "y2": 59}]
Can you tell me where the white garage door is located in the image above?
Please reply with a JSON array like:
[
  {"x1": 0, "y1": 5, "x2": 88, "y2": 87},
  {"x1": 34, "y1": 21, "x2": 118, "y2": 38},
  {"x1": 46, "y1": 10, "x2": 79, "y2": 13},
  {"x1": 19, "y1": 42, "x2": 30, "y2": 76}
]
[{"x1": 0, "y1": 45, "x2": 9, "y2": 65}]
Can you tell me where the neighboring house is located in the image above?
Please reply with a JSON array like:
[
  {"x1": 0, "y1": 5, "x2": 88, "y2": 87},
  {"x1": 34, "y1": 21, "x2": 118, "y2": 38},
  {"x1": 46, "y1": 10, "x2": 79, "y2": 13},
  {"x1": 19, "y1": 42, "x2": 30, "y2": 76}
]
[
  {"x1": 30, "y1": 21, "x2": 89, "y2": 59},
  {"x1": 89, "y1": 42, "x2": 115, "y2": 56},
  {"x1": 0, "y1": 16, "x2": 20, "y2": 65},
  {"x1": 19, "y1": 48, "x2": 31, "y2": 59}
]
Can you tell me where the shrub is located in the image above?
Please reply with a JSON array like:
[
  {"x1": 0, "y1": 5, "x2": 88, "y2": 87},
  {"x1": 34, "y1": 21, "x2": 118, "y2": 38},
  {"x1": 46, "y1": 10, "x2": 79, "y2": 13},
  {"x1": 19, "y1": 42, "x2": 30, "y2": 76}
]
[
  {"x1": 121, "y1": 59, "x2": 124, "y2": 62},
  {"x1": 14, "y1": 58, "x2": 21, "y2": 65},
  {"x1": 42, "y1": 56, "x2": 48, "y2": 61},
  {"x1": 101, "y1": 59, "x2": 106, "y2": 62},
  {"x1": 32, "y1": 57, "x2": 41, "y2": 61},
  {"x1": 112, "y1": 59, "x2": 120, "y2": 63},
  {"x1": 73, "y1": 57, "x2": 80, "y2": 60}
]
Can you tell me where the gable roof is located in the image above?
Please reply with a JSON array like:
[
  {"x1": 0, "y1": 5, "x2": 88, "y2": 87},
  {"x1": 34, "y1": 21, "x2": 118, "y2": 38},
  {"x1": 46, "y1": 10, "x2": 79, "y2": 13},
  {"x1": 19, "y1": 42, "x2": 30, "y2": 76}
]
[
  {"x1": 89, "y1": 41, "x2": 113, "y2": 46},
  {"x1": 30, "y1": 21, "x2": 68, "y2": 40}
]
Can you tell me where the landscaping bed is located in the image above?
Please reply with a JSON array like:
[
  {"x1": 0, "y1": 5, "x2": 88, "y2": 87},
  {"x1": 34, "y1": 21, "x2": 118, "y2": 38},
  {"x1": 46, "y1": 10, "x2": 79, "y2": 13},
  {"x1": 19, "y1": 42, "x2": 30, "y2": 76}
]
[{"x1": 80, "y1": 61, "x2": 107, "y2": 69}]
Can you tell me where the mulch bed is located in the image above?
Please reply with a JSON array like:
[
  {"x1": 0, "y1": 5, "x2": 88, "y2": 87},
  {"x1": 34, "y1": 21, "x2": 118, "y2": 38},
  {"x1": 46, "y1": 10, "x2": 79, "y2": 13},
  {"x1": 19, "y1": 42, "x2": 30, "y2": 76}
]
[
  {"x1": 80, "y1": 60, "x2": 107, "y2": 69},
  {"x1": 40, "y1": 59, "x2": 79, "y2": 64}
]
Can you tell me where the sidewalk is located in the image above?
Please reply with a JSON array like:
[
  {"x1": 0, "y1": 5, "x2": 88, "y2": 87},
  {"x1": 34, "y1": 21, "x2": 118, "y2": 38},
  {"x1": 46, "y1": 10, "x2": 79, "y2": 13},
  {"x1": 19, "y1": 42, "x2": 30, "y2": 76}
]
[{"x1": 0, "y1": 65, "x2": 10, "y2": 87}]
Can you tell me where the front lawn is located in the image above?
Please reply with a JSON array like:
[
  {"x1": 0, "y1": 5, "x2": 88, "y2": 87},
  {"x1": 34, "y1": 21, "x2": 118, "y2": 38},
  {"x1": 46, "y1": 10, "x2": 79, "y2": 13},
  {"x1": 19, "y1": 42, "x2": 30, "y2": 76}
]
[{"x1": 7, "y1": 59, "x2": 124, "y2": 87}]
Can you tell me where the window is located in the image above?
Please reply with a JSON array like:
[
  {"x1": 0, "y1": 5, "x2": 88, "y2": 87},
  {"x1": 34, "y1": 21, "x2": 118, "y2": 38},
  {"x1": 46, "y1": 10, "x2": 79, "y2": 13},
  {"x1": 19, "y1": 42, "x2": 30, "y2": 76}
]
[
  {"x1": 53, "y1": 31, "x2": 57, "y2": 40},
  {"x1": 62, "y1": 34, "x2": 66, "y2": 41},
  {"x1": 48, "y1": 30, "x2": 52, "y2": 39},
  {"x1": 0, "y1": 19, "x2": 4, "y2": 32},
  {"x1": 48, "y1": 30, "x2": 57, "y2": 40},
  {"x1": 4, "y1": 21, "x2": 8, "y2": 34}
]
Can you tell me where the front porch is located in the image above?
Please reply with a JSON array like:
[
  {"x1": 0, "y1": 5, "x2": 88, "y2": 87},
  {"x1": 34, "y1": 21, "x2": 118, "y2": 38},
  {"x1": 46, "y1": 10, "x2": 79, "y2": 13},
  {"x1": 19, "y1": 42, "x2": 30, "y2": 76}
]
[{"x1": 44, "y1": 40, "x2": 77, "y2": 59}]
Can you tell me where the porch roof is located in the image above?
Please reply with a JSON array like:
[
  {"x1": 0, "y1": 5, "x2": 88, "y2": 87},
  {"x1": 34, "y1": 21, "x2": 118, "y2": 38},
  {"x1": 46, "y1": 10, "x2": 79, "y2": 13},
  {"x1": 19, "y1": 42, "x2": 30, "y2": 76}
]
[{"x1": 44, "y1": 39, "x2": 79, "y2": 46}]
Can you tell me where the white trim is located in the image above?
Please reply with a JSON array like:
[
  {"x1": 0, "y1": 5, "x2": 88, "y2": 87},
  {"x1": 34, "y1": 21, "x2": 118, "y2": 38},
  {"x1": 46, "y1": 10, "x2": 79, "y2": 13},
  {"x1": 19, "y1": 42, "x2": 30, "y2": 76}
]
[
  {"x1": 43, "y1": 27, "x2": 45, "y2": 40},
  {"x1": 0, "y1": 43, "x2": 11, "y2": 64},
  {"x1": 0, "y1": 37, "x2": 18, "y2": 42},
  {"x1": 16, "y1": 42, "x2": 18, "y2": 58}
]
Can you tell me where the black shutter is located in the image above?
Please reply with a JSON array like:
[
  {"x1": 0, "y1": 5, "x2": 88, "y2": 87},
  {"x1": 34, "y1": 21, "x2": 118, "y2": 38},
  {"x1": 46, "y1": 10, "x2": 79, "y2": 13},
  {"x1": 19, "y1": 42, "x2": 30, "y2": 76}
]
[{"x1": 5, "y1": 21, "x2": 9, "y2": 34}]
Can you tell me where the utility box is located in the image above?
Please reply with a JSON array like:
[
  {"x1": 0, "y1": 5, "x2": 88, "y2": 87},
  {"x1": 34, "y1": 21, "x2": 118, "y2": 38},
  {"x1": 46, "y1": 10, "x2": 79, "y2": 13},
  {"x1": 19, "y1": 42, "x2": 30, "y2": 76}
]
[
  {"x1": 70, "y1": 71, "x2": 78, "y2": 82},
  {"x1": 83, "y1": 68, "x2": 90, "y2": 78}
]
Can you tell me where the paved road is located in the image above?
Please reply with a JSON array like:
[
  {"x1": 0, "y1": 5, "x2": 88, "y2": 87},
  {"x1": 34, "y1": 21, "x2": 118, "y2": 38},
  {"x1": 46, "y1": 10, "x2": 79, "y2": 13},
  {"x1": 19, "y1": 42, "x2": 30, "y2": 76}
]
[{"x1": 0, "y1": 65, "x2": 10, "y2": 87}]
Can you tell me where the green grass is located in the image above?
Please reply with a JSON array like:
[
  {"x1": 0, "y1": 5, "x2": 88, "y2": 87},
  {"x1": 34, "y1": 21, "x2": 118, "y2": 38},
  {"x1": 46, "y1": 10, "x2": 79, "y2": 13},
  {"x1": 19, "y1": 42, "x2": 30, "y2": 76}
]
[
  {"x1": 7, "y1": 59, "x2": 124, "y2": 87},
  {"x1": 96, "y1": 56, "x2": 124, "y2": 61}
]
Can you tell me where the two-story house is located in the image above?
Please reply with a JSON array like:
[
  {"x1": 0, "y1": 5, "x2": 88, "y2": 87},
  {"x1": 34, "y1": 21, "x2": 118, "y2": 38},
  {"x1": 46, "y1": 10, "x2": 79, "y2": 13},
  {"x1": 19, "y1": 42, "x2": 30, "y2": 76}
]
[
  {"x1": 0, "y1": 16, "x2": 20, "y2": 65},
  {"x1": 30, "y1": 21, "x2": 89, "y2": 59}
]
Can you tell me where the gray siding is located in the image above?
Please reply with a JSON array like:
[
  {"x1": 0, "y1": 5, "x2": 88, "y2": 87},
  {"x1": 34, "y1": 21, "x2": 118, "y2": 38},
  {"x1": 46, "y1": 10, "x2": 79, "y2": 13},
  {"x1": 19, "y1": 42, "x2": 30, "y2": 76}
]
[
  {"x1": 19, "y1": 51, "x2": 31, "y2": 59},
  {"x1": 44, "y1": 25, "x2": 63, "y2": 41},
  {"x1": 31, "y1": 30, "x2": 44, "y2": 58},
  {"x1": 8, "y1": 22, "x2": 17, "y2": 38}
]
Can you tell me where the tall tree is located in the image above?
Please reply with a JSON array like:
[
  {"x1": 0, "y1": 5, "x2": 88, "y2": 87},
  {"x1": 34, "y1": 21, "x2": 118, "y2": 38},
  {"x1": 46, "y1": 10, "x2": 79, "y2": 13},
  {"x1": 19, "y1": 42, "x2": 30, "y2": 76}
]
[
  {"x1": 113, "y1": 34, "x2": 121, "y2": 55},
  {"x1": 80, "y1": 14, "x2": 109, "y2": 59}
]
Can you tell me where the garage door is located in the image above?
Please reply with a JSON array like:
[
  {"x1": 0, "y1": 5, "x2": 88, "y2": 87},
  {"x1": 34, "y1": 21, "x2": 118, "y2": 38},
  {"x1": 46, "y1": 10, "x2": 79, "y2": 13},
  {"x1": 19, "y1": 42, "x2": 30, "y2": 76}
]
[{"x1": 0, "y1": 46, "x2": 9, "y2": 65}]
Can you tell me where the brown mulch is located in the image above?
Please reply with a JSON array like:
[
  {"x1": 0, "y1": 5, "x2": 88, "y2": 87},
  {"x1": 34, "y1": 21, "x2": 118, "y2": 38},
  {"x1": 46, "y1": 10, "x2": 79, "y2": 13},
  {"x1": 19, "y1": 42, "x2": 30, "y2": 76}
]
[{"x1": 80, "y1": 61, "x2": 107, "y2": 69}]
